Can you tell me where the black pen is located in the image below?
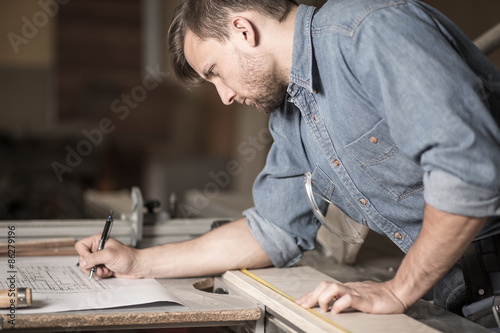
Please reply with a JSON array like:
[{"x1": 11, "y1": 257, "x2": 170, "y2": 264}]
[{"x1": 89, "y1": 210, "x2": 114, "y2": 280}]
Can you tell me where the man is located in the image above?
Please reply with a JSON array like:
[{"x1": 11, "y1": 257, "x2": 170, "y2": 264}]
[{"x1": 76, "y1": 0, "x2": 500, "y2": 324}]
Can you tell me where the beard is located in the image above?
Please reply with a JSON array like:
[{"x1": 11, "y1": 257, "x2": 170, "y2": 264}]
[{"x1": 236, "y1": 48, "x2": 288, "y2": 114}]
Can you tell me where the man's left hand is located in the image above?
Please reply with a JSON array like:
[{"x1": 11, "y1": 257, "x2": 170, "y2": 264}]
[
  {"x1": 297, "y1": 203, "x2": 487, "y2": 315},
  {"x1": 296, "y1": 279, "x2": 406, "y2": 314}
]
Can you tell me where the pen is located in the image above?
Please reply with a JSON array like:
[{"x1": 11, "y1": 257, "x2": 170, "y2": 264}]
[{"x1": 89, "y1": 210, "x2": 114, "y2": 280}]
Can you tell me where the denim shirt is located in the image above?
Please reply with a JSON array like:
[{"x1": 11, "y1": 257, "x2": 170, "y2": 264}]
[{"x1": 244, "y1": 0, "x2": 500, "y2": 268}]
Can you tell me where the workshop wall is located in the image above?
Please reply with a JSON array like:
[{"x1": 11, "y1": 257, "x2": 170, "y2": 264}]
[{"x1": 425, "y1": 0, "x2": 500, "y2": 67}]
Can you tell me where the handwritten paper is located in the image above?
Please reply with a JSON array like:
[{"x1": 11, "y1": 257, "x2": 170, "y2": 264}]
[{"x1": 0, "y1": 256, "x2": 183, "y2": 314}]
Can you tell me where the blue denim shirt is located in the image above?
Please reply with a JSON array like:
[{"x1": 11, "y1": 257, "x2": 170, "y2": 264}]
[{"x1": 244, "y1": 0, "x2": 500, "y2": 268}]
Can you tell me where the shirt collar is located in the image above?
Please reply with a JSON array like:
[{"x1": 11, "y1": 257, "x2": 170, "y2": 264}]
[{"x1": 288, "y1": 4, "x2": 317, "y2": 96}]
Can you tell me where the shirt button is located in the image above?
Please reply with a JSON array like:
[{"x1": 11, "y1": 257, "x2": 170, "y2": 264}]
[
  {"x1": 394, "y1": 232, "x2": 403, "y2": 240},
  {"x1": 369, "y1": 136, "x2": 379, "y2": 144},
  {"x1": 312, "y1": 115, "x2": 317, "y2": 123},
  {"x1": 312, "y1": 88, "x2": 318, "y2": 94},
  {"x1": 359, "y1": 198, "x2": 367, "y2": 205},
  {"x1": 333, "y1": 159, "x2": 340, "y2": 167}
]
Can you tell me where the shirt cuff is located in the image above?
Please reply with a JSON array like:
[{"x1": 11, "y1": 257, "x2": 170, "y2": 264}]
[
  {"x1": 243, "y1": 207, "x2": 303, "y2": 268},
  {"x1": 424, "y1": 170, "x2": 500, "y2": 217}
]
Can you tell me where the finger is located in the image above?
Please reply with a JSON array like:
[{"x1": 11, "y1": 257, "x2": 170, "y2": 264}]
[
  {"x1": 316, "y1": 284, "x2": 354, "y2": 312},
  {"x1": 331, "y1": 293, "x2": 357, "y2": 314},
  {"x1": 84, "y1": 246, "x2": 115, "y2": 270},
  {"x1": 83, "y1": 237, "x2": 122, "y2": 266},
  {"x1": 295, "y1": 293, "x2": 315, "y2": 308},
  {"x1": 83, "y1": 260, "x2": 113, "y2": 280},
  {"x1": 75, "y1": 237, "x2": 93, "y2": 256},
  {"x1": 75, "y1": 234, "x2": 102, "y2": 255},
  {"x1": 332, "y1": 291, "x2": 373, "y2": 314},
  {"x1": 296, "y1": 281, "x2": 330, "y2": 307},
  {"x1": 296, "y1": 281, "x2": 336, "y2": 308},
  {"x1": 83, "y1": 251, "x2": 99, "y2": 269},
  {"x1": 95, "y1": 266, "x2": 113, "y2": 279},
  {"x1": 78, "y1": 256, "x2": 91, "y2": 275}
]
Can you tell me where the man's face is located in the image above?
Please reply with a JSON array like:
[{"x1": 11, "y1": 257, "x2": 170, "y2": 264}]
[{"x1": 184, "y1": 29, "x2": 287, "y2": 113}]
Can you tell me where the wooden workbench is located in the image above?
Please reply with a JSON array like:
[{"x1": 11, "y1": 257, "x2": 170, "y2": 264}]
[
  {"x1": 221, "y1": 266, "x2": 491, "y2": 333},
  {"x1": 0, "y1": 213, "x2": 492, "y2": 332},
  {"x1": 1, "y1": 266, "x2": 490, "y2": 332},
  {"x1": 0, "y1": 276, "x2": 260, "y2": 331}
]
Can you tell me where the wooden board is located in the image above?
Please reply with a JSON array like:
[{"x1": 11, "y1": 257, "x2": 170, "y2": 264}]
[
  {"x1": 223, "y1": 266, "x2": 440, "y2": 333},
  {"x1": 0, "y1": 277, "x2": 260, "y2": 331}
]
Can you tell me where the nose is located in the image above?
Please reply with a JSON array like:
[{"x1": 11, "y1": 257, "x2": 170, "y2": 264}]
[{"x1": 214, "y1": 81, "x2": 236, "y2": 105}]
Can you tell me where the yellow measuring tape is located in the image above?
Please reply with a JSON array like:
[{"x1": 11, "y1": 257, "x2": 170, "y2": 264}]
[{"x1": 240, "y1": 269, "x2": 351, "y2": 333}]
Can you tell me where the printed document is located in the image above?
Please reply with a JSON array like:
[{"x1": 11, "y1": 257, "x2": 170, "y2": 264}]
[{"x1": 0, "y1": 256, "x2": 183, "y2": 314}]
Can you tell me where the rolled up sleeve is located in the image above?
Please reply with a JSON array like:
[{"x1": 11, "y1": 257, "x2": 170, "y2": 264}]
[
  {"x1": 424, "y1": 170, "x2": 500, "y2": 217},
  {"x1": 243, "y1": 207, "x2": 304, "y2": 267}
]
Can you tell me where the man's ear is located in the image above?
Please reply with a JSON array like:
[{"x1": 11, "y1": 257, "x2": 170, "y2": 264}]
[{"x1": 230, "y1": 16, "x2": 257, "y2": 47}]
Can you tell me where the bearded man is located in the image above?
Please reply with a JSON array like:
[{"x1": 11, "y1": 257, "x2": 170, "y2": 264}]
[{"x1": 76, "y1": 0, "x2": 500, "y2": 327}]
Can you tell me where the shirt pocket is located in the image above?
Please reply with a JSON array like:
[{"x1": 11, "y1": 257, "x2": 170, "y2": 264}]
[
  {"x1": 310, "y1": 165, "x2": 365, "y2": 225},
  {"x1": 344, "y1": 120, "x2": 424, "y2": 202}
]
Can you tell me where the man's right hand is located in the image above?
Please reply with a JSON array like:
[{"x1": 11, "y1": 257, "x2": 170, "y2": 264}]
[
  {"x1": 75, "y1": 218, "x2": 272, "y2": 280},
  {"x1": 75, "y1": 235, "x2": 143, "y2": 279}
]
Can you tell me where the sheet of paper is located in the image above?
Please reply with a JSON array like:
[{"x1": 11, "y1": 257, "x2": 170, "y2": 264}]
[{"x1": 0, "y1": 256, "x2": 184, "y2": 314}]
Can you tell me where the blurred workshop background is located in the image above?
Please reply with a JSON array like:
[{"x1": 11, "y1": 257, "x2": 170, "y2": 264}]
[{"x1": 0, "y1": 0, "x2": 499, "y2": 221}]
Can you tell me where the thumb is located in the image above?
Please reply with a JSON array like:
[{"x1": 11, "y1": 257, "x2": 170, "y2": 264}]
[{"x1": 80, "y1": 249, "x2": 115, "y2": 278}]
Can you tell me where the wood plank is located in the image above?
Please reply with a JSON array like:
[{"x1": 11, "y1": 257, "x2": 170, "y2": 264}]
[
  {"x1": 1, "y1": 309, "x2": 259, "y2": 331},
  {"x1": 223, "y1": 267, "x2": 440, "y2": 333},
  {"x1": 0, "y1": 237, "x2": 76, "y2": 253},
  {"x1": 0, "y1": 277, "x2": 260, "y2": 330}
]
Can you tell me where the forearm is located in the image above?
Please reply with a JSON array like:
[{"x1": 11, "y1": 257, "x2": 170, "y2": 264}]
[
  {"x1": 134, "y1": 218, "x2": 273, "y2": 278},
  {"x1": 391, "y1": 203, "x2": 486, "y2": 308}
]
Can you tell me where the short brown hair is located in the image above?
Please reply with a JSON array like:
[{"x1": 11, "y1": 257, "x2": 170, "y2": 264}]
[{"x1": 168, "y1": 0, "x2": 298, "y2": 87}]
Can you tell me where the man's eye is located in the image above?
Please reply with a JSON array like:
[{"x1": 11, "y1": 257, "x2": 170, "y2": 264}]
[{"x1": 209, "y1": 67, "x2": 215, "y2": 76}]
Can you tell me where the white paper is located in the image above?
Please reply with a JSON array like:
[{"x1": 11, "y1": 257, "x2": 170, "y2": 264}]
[{"x1": 0, "y1": 256, "x2": 184, "y2": 314}]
